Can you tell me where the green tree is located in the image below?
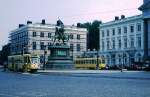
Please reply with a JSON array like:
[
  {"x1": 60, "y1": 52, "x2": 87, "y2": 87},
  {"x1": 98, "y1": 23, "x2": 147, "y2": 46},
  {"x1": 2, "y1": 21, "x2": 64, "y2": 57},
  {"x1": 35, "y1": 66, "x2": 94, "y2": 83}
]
[
  {"x1": 90, "y1": 20, "x2": 102, "y2": 50},
  {"x1": 77, "y1": 20, "x2": 102, "y2": 50},
  {"x1": 0, "y1": 43, "x2": 11, "y2": 65}
]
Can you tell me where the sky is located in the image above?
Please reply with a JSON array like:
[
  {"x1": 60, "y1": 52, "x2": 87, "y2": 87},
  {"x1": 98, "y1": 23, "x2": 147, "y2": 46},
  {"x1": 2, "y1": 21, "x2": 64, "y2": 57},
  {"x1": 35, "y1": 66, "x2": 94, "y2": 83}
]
[{"x1": 0, "y1": 0, "x2": 143, "y2": 50}]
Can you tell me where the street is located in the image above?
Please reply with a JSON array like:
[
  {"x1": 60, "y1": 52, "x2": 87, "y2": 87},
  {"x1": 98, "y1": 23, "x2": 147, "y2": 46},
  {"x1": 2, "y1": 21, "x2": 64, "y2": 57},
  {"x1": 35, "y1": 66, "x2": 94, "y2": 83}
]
[{"x1": 0, "y1": 70, "x2": 150, "y2": 97}]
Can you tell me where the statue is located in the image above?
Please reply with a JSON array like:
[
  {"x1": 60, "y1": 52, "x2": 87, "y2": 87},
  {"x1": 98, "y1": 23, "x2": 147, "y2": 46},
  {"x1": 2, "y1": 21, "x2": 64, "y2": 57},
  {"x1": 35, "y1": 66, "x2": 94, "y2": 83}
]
[
  {"x1": 46, "y1": 19, "x2": 74, "y2": 70},
  {"x1": 53, "y1": 19, "x2": 69, "y2": 45}
]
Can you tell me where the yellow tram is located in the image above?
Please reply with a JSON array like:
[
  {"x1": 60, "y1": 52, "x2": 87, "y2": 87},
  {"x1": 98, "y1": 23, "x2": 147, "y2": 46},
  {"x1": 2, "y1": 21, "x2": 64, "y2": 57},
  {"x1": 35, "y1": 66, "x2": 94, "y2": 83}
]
[
  {"x1": 8, "y1": 54, "x2": 40, "y2": 72},
  {"x1": 74, "y1": 57, "x2": 106, "y2": 70}
]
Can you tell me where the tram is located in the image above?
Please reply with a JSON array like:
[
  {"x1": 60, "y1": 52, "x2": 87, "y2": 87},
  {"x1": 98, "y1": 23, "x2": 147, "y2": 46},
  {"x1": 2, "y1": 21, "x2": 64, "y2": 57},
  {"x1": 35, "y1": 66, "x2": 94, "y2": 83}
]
[
  {"x1": 8, "y1": 54, "x2": 40, "y2": 72},
  {"x1": 74, "y1": 57, "x2": 106, "y2": 70}
]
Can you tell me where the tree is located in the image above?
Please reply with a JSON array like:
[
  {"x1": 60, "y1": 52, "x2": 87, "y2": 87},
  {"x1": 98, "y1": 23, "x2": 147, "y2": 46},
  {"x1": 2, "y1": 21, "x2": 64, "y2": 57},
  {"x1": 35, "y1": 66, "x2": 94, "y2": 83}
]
[
  {"x1": 90, "y1": 20, "x2": 102, "y2": 50},
  {"x1": 77, "y1": 20, "x2": 102, "y2": 51},
  {"x1": 0, "y1": 43, "x2": 11, "y2": 65}
]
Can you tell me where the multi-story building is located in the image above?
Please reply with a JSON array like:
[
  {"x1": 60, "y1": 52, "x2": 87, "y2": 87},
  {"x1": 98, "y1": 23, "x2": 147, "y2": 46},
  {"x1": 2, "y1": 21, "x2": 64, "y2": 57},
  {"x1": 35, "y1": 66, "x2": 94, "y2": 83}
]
[
  {"x1": 99, "y1": 15, "x2": 144, "y2": 67},
  {"x1": 139, "y1": 0, "x2": 150, "y2": 60},
  {"x1": 9, "y1": 20, "x2": 87, "y2": 64}
]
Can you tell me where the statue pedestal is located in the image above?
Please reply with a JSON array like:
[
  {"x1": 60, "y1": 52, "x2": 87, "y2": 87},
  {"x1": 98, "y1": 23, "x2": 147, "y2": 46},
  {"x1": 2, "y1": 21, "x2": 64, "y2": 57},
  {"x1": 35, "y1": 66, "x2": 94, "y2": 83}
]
[{"x1": 46, "y1": 45, "x2": 74, "y2": 69}]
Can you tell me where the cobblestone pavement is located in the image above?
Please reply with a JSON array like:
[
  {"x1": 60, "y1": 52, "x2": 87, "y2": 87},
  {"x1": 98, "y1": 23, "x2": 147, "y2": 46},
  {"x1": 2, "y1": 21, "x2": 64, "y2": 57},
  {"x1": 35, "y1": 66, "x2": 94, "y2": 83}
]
[{"x1": 0, "y1": 70, "x2": 150, "y2": 97}]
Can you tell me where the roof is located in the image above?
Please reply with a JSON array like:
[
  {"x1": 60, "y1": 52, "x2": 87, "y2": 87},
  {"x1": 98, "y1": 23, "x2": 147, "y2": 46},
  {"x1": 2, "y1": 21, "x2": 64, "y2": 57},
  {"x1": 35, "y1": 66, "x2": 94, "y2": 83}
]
[
  {"x1": 10, "y1": 23, "x2": 87, "y2": 33},
  {"x1": 100, "y1": 15, "x2": 142, "y2": 28}
]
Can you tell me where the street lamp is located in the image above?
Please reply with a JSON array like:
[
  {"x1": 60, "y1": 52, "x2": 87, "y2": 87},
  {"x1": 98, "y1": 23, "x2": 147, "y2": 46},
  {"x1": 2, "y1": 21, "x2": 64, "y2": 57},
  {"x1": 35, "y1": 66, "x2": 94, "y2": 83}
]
[
  {"x1": 43, "y1": 45, "x2": 47, "y2": 70},
  {"x1": 121, "y1": 53, "x2": 124, "y2": 72},
  {"x1": 22, "y1": 46, "x2": 26, "y2": 55},
  {"x1": 96, "y1": 50, "x2": 99, "y2": 70}
]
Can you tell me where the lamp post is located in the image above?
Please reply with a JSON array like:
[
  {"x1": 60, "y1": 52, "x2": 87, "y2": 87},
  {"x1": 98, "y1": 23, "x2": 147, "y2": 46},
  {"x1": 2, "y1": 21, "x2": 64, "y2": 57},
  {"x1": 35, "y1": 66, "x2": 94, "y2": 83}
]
[
  {"x1": 121, "y1": 52, "x2": 124, "y2": 72},
  {"x1": 71, "y1": 46, "x2": 73, "y2": 60},
  {"x1": 96, "y1": 50, "x2": 99, "y2": 70},
  {"x1": 22, "y1": 46, "x2": 26, "y2": 55},
  {"x1": 43, "y1": 45, "x2": 47, "y2": 70}
]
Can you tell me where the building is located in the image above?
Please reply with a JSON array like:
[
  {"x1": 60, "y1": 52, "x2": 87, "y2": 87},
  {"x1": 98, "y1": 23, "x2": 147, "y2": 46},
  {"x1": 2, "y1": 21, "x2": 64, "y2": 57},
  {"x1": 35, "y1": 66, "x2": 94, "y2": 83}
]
[
  {"x1": 99, "y1": 15, "x2": 144, "y2": 67},
  {"x1": 9, "y1": 20, "x2": 87, "y2": 64},
  {"x1": 139, "y1": 0, "x2": 150, "y2": 61}
]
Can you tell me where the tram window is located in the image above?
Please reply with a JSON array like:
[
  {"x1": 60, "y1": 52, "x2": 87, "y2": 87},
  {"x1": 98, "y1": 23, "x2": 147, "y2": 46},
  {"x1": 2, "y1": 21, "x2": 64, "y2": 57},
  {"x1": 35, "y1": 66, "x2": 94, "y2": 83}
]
[
  {"x1": 93, "y1": 59, "x2": 96, "y2": 64},
  {"x1": 79, "y1": 60, "x2": 81, "y2": 64},
  {"x1": 85, "y1": 60, "x2": 87, "y2": 64},
  {"x1": 98, "y1": 59, "x2": 101, "y2": 64},
  {"x1": 87, "y1": 60, "x2": 90, "y2": 64},
  {"x1": 83, "y1": 60, "x2": 85, "y2": 64},
  {"x1": 89, "y1": 60, "x2": 91, "y2": 64},
  {"x1": 24, "y1": 56, "x2": 30, "y2": 63},
  {"x1": 76, "y1": 61, "x2": 77, "y2": 64},
  {"x1": 102, "y1": 60, "x2": 105, "y2": 64},
  {"x1": 77, "y1": 61, "x2": 79, "y2": 64},
  {"x1": 76, "y1": 61, "x2": 78, "y2": 64},
  {"x1": 77, "y1": 60, "x2": 79, "y2": 64},
  {"x1": 24, "y1": 57, "x2": 27, "y2": 63},
  {"x1": 88, "y1": 60, "x2": 90, "y2": 64},
  {"x1": 92, "y1": 60, "x2": 94, "y2": 64},
  {"x1": 81, "y1": 60, "x2": 83, "y2": 64},
  {"x1": 86, "y1": 60, "x2": 88, "y2": 64},
  {"x1": 90, "y1": 60, "x2": 92, "y2": 64}
]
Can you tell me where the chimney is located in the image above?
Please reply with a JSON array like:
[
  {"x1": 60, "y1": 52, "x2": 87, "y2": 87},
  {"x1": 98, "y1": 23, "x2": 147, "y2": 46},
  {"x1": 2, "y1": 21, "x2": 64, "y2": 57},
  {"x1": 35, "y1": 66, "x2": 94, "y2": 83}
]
[
  {"x1": 19, "y1": 24, "x2": 25, "y2": 28},
  {"x1": 121, "y1": 15, "x2": 125, "y2": 19},
  {"x1": 115, "y1": 16, "x2": 119, "y2": 20},
  {"x1": 27, "y1": 21, "x2": 32, "y2": 24},
  {"x1": 42, "y1": 19, "x2": 45, "y2": 24}
]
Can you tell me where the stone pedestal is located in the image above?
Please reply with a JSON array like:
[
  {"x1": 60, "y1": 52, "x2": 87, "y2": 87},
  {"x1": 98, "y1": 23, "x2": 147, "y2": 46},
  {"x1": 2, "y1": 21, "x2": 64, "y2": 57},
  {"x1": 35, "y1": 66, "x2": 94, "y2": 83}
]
[{"x1": 46, "y1": 45, "x2": 74, "y2": 69}]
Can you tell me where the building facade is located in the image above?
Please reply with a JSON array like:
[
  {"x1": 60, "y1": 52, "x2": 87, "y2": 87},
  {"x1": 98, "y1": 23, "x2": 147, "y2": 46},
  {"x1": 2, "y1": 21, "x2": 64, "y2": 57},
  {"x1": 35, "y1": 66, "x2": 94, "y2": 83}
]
[
  {"x1": 139, "y1": 0, "x2": 150, "y2": 60},
  {"x1": 99, "y1": 15, "x2": 144, "y2": 67},
  {"x1": 9, "y1": 20, "x2": 87, "y2": 64}
]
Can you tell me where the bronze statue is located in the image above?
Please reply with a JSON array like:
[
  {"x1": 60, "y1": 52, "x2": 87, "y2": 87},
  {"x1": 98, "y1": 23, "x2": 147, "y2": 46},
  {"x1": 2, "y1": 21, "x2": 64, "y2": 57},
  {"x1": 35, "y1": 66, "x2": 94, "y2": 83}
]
[{"x1": 53, "y1": 20, "x2": 69, "y2": 45}]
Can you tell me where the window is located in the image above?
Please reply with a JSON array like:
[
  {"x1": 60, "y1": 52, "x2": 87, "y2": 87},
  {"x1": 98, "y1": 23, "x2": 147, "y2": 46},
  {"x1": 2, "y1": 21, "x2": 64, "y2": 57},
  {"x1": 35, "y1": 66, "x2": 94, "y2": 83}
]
[
  {"x1": 102, "y1": 40, "x2": 105, "y2": 50},
  {"x1": 112, "y1": 28, "x2": 115, "y2": 35},
  {"x1": 48, "y1": 42, "x2": 52, "y2": 50},
  {"x1": 102, "y1": 30, "x2": 105, "y2": 37},
  {"x1": 124, "y1": 38, "x2": 127, "y2": 48},
  {"x1": 107, "y1": 40, "x2": 109, "y2": 50},
  {"x1": 137, "y1": 23, "x2": 141, "y2": 32},
  {"x1": 137, "y1": 37, "x2": 141, "y2": 48},
  {"x1": 32, "y1": 42, "x2": 36, "y2": 50},
  {"x1": 124, "y1": 26, "x2": 127, "y2": 33},
  {"x1": 124, "y1": 54, "x2": 127, "y2": 64},
  {"x1": 48, "y1": 33, "x2": 51, "y2": 38},
  {"x1": 77, "y1": 44, "x2": 80, "y2": 51},
  {"x1": 107, "y1": 30, "x2": 109, "y2": 36},
  {"x1": 118, "y1": 39, "x2": 121, "y2": 49},
  {"x1": 118, "y1": 27, "x2": 121, "y2": 35},
  {"x1": 118, "y1": 54, "x2": 121, "y2": 64},
  {"x1": 70, "y1": 44, "x2": 74, "y2": 51},
  {"x1": 32, "y1": 32, "x2": 36, "y2": 37},
  {"x1": 130, "y1": 25, "x2": 134, "y2": 33},
  {"x1": 40, "y1": 42, "x2": 45, "y2": 50},
  {"x1": 40, "y1": 32, "x2": 44, "y2": 37},
  {"x1": 112, "y1": 39, "x2": 115, "y2": 49},
  {"x1": 77, "y1": 34, "x2": 80, "y2": 40},
  {"x1": 70, "y1": 34, "x2": 73, "y2": 39},
  {"x1": 130, "y1": 37, "x2": 134, "y2": 48}
]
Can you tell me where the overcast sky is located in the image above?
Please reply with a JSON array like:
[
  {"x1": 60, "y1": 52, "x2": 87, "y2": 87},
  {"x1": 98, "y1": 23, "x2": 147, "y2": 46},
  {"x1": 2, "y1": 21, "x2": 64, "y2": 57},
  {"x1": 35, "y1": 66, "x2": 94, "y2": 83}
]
[{"x1": 0, "y1": 0, "x2": 143, "y2": 50}]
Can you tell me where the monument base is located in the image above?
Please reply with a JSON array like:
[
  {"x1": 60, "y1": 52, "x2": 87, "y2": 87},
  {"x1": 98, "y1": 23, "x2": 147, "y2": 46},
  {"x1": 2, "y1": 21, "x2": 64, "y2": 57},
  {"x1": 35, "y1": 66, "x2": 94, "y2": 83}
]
[{"x1": 46, "y1": 45, "x2": 74, "y2": 69}]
